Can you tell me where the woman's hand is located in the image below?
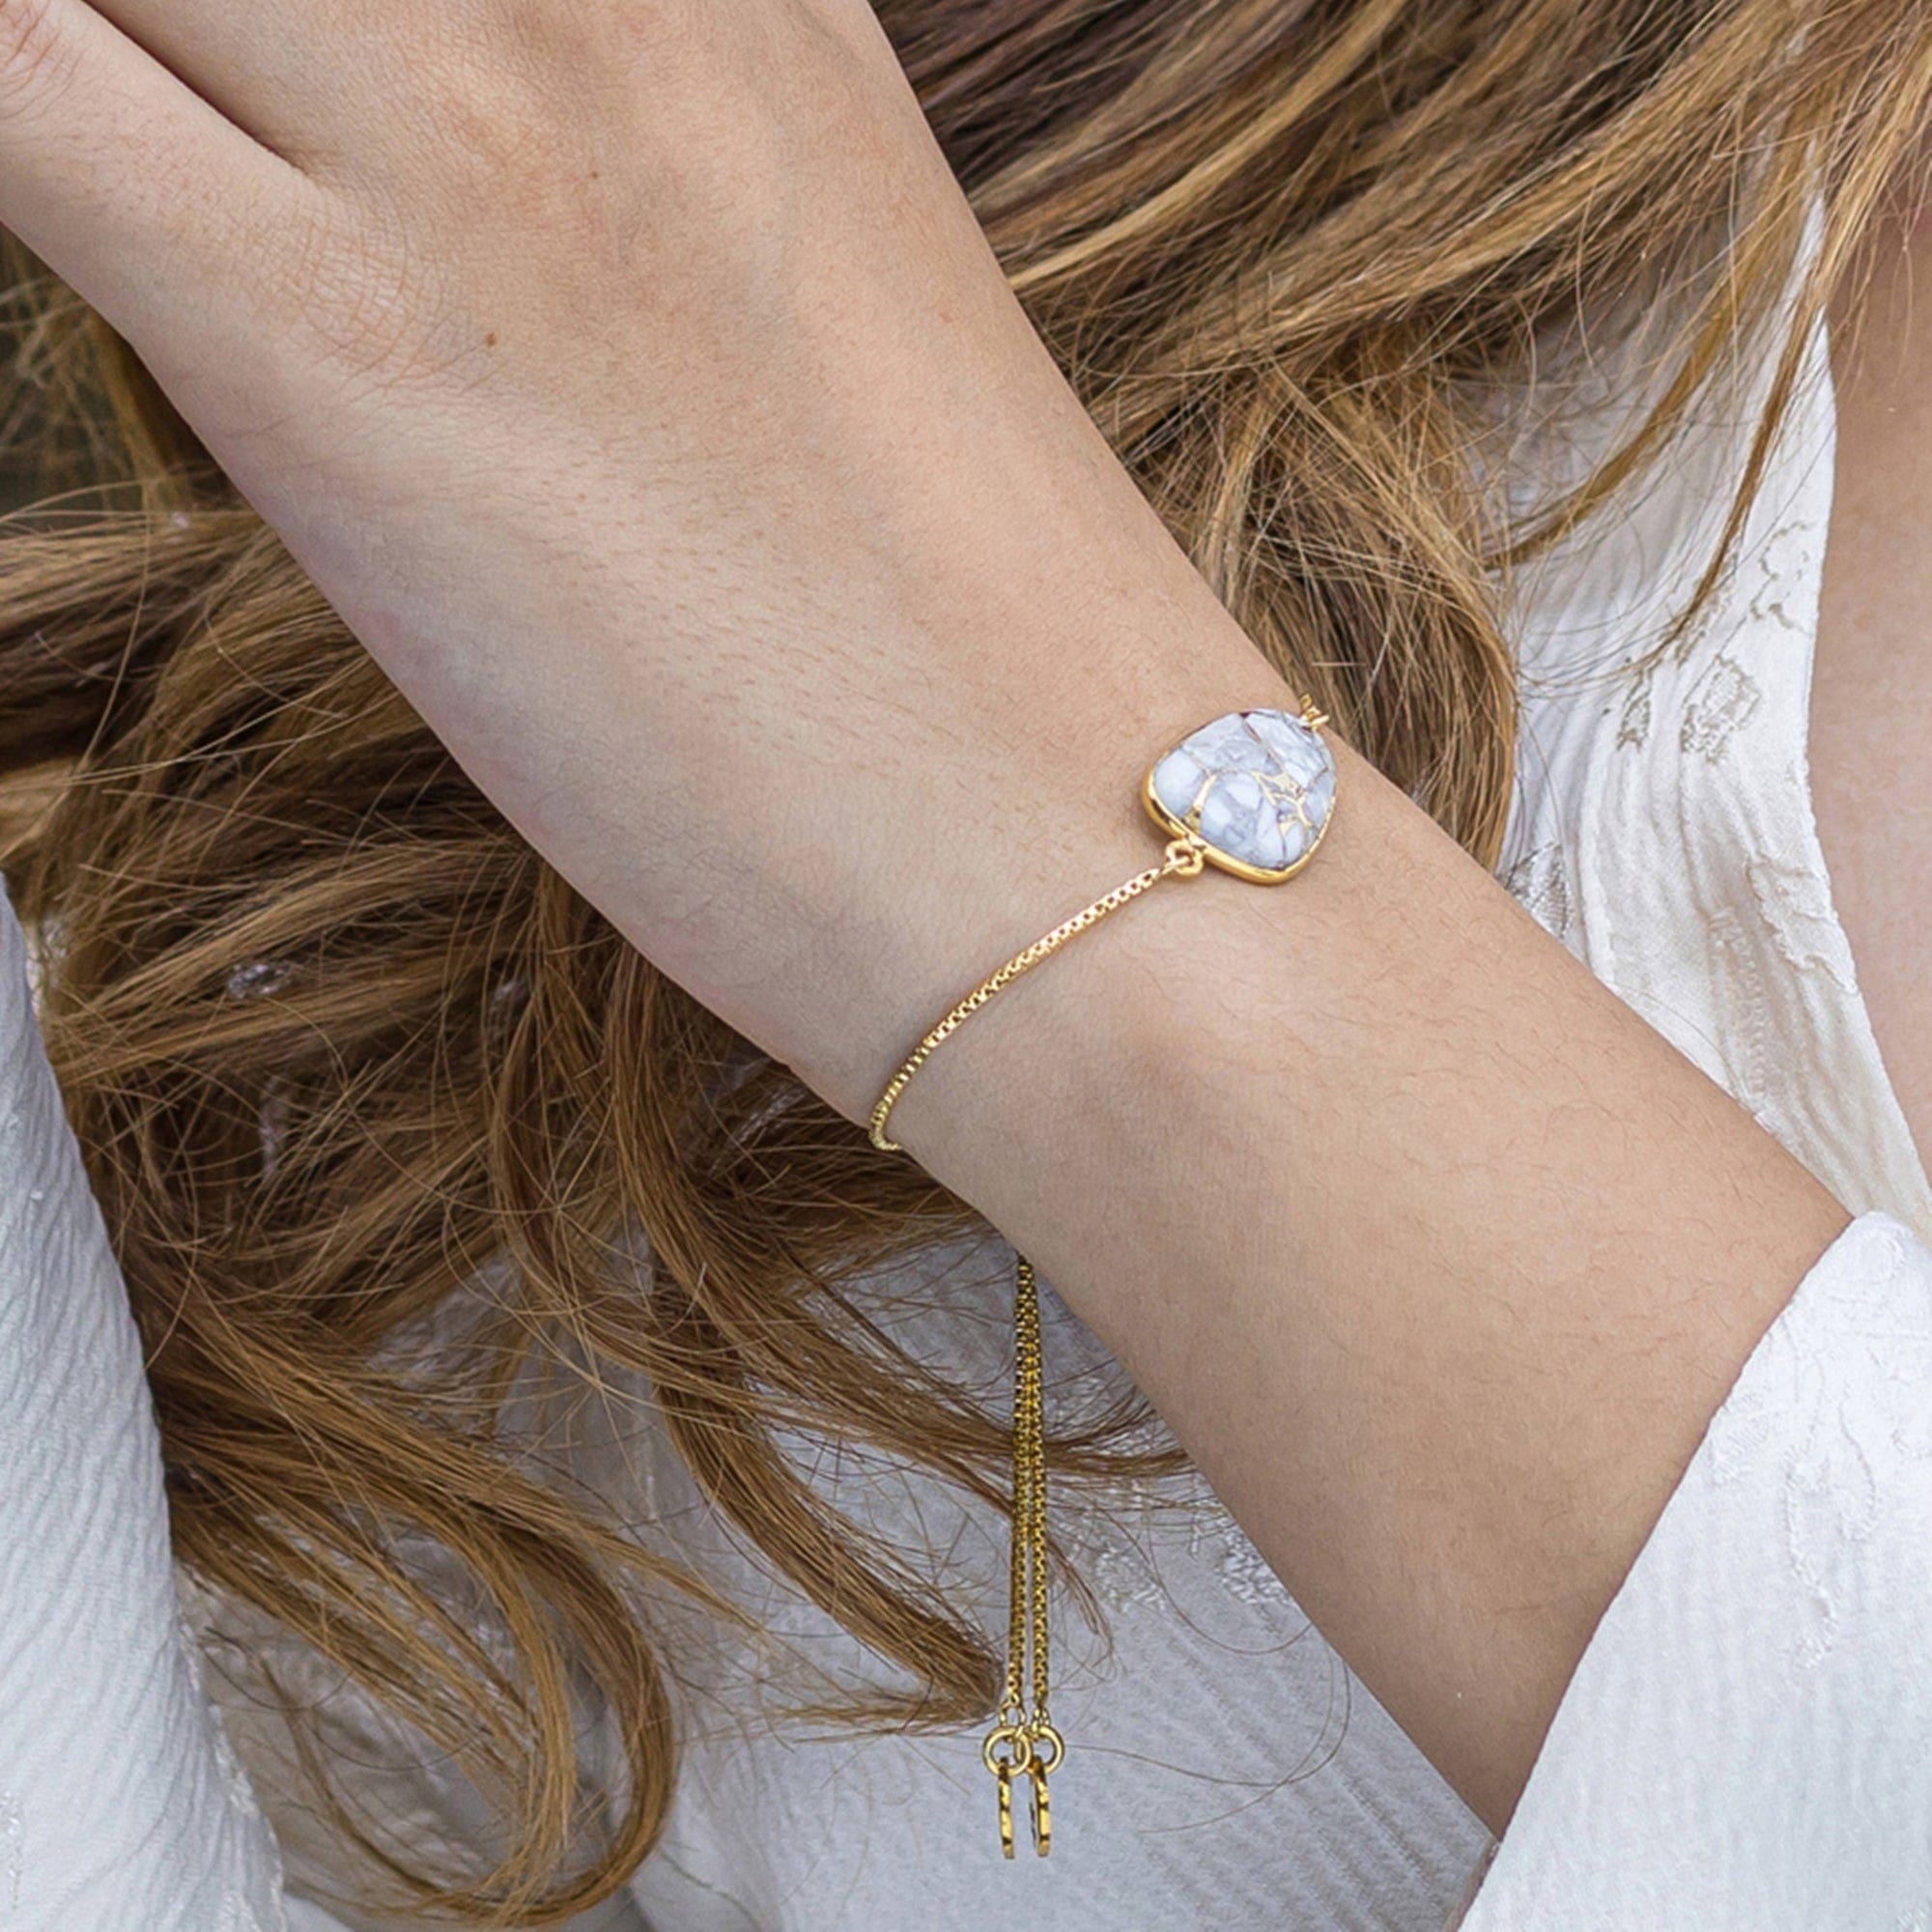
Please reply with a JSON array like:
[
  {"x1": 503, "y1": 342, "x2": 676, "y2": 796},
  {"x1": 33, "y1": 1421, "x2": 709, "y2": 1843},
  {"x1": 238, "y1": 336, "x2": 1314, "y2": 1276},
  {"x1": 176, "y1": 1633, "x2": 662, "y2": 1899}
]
[
  {"x1": 0, "y1": 0, "x2": 1855, "y2": 1837},
  {"x1": 0, "y1": 0, "x2": 1276, "y2": 1111}
]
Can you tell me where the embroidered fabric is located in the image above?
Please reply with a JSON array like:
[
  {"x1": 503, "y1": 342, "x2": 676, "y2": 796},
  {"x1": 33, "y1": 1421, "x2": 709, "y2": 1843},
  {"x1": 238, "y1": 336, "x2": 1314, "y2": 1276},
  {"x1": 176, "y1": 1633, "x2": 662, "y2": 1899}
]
[
  {"x1": 1453, "y1": 1210, "x2": 1932, "y2": 1929},
  {"x1": 1495, "y1": 290, "x2": 1932, "y2": 1243}
]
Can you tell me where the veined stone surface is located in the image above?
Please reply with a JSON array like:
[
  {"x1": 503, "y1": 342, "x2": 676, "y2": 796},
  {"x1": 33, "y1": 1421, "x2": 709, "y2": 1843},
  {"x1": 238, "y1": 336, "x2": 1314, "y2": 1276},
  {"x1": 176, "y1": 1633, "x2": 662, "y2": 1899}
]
[{"x1": 1147, "y1": 708, "x2": 1336, "y2": 877}]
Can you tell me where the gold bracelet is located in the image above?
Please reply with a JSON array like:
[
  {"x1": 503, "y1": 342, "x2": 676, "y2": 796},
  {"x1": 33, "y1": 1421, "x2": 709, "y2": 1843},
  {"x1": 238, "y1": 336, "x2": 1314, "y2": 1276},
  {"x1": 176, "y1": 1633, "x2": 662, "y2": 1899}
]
[{"x1": 865, "y1": 696, "x2": 1338, "y2": 1860}]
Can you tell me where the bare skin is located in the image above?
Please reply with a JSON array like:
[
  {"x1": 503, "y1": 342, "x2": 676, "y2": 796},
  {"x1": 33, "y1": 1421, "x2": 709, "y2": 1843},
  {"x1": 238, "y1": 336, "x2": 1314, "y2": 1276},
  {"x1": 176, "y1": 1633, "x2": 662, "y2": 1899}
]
[
  {"x1": 1814, "y1": 184, "x2": 1932, "y2": 1179},
  {"x1": 0, "y1": 0, "x2": 1858, "y2": 1838}
]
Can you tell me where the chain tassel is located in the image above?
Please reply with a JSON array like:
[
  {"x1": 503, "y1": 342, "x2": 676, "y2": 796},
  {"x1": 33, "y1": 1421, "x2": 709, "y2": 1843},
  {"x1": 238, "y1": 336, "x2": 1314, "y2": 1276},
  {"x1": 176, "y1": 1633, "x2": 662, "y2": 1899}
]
[{"x1": 980, "y1": 1255, "x2": 1064, "y2": 1856}]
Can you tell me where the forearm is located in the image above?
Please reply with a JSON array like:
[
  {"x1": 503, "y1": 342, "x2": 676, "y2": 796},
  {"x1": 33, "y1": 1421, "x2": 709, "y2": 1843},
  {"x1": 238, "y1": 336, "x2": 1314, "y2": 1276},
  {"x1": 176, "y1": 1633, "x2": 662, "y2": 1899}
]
[
  {"x1": 352, "y1": 416, "x2": 1847, "y2": 1829},
  {"x1": 235, "y1": 242, "x2": 1844, "y2": 1834},
  {"x1": 0, "y1": 0, "x2": 1853, "y2": 1841},
  {"x1": 869, "y1": 713, "x2": 1849, "y2": 1833}
]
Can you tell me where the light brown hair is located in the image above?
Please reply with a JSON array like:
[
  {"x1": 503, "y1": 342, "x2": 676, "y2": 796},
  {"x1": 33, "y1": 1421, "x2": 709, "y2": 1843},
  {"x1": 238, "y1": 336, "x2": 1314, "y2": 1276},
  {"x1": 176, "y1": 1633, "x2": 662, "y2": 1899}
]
[{"x1": 1, "y1": 1, "x2": 1927, "y2": 1919}]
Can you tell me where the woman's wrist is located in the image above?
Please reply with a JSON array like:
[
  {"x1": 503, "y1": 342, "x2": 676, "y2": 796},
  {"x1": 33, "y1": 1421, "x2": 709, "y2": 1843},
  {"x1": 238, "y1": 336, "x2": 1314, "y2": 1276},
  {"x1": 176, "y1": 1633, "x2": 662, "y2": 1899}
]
[
  {"x1": 863, "y1": 713, "x2": 1385, "y2": 1174},
  {"x1": 739, "y1": 560, "x2": 1305, "y2": 1123},
  {"x1": 859, "y1": 715, "x2": 1850, "y2": 1827}
]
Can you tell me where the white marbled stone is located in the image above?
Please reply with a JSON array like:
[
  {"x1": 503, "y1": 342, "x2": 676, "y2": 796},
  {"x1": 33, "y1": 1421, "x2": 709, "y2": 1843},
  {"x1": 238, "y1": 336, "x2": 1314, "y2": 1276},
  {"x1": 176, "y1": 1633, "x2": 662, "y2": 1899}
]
[{"x1": 1148, "y1": 707, "x2": 1336, "y2": 876}]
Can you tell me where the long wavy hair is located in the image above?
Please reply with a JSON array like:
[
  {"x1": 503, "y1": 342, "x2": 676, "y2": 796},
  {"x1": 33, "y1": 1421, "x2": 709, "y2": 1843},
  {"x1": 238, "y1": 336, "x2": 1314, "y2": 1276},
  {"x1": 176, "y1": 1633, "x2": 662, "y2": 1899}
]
[{"x1": 1, "y1": 0, "x2": 1927, "y2": 1920}]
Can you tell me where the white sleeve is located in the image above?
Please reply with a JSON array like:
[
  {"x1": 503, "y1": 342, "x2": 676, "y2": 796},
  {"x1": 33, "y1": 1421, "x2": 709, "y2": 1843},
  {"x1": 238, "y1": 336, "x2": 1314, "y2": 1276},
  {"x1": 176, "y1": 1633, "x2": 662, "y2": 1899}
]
[
  {"x1": 1456, "y1": 1208, "x2": 1932, "y2": 1930},
  {"x1": 0, "y1": 887, "x2": 352, "y2": 1932}
]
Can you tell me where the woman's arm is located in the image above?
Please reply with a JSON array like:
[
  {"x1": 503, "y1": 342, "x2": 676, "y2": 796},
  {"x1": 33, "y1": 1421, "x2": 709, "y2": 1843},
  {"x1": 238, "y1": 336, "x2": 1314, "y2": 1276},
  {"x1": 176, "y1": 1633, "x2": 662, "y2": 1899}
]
[
  {"x1": 0, "y1": 0, "x2": 1850, "y2": 1834},
  {"x1": 892, "y1": 729, "x2": 1848, "y2": 1832}
]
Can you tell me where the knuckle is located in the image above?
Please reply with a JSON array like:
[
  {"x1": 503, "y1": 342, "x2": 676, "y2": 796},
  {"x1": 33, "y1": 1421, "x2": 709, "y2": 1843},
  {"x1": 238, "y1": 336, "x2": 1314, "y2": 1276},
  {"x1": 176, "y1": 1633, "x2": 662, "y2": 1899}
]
[
  {"x1": 278, "y1": 0, "x2": 897, "y2": 389},
  {"x1": 416, "y1": 55, "x2": 553, "y2": 194},
  {"x1": 0, "y1": 0, "x2": 78, "y2": 109},
  {"x1": 373, "y1": 41, "x2": 596, "y2": 247}
]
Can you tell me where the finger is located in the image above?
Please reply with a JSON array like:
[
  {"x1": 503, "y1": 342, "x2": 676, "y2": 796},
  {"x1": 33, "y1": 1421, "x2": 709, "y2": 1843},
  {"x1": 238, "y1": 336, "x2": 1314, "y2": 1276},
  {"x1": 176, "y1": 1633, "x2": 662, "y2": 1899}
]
[
  {"x1": 0, "y1": 0, "x2": 316, "y2": 349},
  {"x1": 80, "y1": 0, "x2": 550, "y2": 184},
  {"x1": 78, "y1": 0, "x2": 380, "y2": 166}
]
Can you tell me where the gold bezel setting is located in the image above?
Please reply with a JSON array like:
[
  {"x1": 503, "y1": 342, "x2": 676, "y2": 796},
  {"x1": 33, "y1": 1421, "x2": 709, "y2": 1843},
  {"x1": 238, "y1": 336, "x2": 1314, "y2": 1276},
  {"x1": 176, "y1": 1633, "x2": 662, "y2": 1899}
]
[{"x1": 1140, "y1": 699, "x2": 1337, "y2": 884}]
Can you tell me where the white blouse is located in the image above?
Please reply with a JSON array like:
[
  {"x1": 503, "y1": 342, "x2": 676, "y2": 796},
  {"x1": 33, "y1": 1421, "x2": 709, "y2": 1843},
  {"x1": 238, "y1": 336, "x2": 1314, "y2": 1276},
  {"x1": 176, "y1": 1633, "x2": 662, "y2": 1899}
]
[{"x1": 3, "y1": 289, "x2": 1931, "y2": 1932}]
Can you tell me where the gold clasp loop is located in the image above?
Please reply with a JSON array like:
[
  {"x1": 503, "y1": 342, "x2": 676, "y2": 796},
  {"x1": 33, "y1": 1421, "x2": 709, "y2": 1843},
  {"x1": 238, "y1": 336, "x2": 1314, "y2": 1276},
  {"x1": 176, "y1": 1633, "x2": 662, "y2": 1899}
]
[
  {"x1": 1026, "y1": 1753, "x2": 1051, "y2": 1857},
  {"x1": 1163, "y1": 836, "x2": 1208, "y2": 877},
  {"x1": 1022, "y1": 1717, "x2": 1062, "y2": 1856},
  {"x1": 984, "y1": 1716, "x2": 1063, "y2": 1857},
  {"x1": 1025, "y1": 1718, "x2": 1065, "y2": 1776},
  {"x1": 984, "y1": 1719, "x2": 1030, "y2": 1859}
]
